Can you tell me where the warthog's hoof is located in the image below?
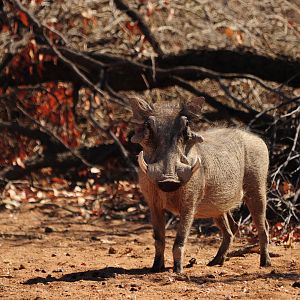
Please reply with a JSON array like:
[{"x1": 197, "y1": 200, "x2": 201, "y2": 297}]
[
  {"x1": 207, "y1": 256, "x2": 225, "y2": 266},
  {"x1": 151, "y1": 265, "x2": 165, "y2": 273},
  {"x1": 173, "y1": 261, "x2": 183, "y2": 274},
  {"x1": 260, "y1": 257, "x2": 271, "y2": 267},
  {"x1": 151, "y1": 257, "x2": 165, "y2": 273}
]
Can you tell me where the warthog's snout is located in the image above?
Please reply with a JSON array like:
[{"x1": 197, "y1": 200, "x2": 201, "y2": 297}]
[
  {"x1": 158, "y1": 179, "x2": 181, "y2": 192},
  {"x1": 138, "y1": 151, "x2": 201, "y2": 187}
]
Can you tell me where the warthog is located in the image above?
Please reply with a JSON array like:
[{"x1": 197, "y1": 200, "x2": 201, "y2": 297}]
[{"x1": 129, "y1": 97, "x2": 271, "y2": 273}]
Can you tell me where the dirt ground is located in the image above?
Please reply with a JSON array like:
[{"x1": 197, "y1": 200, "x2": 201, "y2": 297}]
[{"x1": 0, "y1": 206, "x2": 299, "y2": 300}]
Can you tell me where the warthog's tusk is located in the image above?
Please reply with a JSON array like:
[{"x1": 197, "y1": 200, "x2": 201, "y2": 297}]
[
  {"x1": 181, "y1": 154, "x2": 189, "y2": 164},
  {"x1": 191, "y1": 157, "x2": 201, "y2": 173},
  {"x1": 131, "y1": 118, "x2": 144, "y2": 125},
  {"x1": 138, "y1": 151, "x2": 148, "y2": 173}
]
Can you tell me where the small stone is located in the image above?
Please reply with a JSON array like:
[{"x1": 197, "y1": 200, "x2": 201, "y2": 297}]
[
  {"x1": 52, "y1": 269, "x2": 63, "y2": 273},
  {"x1": 219, "y1": 271, "x2": 228, "y2": 276},
  {"x1": 108, "y1": 247, "x2": 117, "y2": 254},
  {"x1": 44, "y1": 227, "x2": 54, "y2": 233},
  {"x1": 292, "y1": 281, "x2": 300, "y2": 288},
  {"x1": 186, "y1": 257, "x2": 197, "y2": 268},
  {"x1": 19, "y1": 264, "x2": 26, "y2": 270}
]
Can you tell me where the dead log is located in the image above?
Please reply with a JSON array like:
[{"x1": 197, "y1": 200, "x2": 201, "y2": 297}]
[{"x1": 1, "y1": 46, "x2": 300, "y2": 90}]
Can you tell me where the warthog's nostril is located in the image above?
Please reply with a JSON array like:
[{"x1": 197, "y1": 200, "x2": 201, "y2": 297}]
[{"x1": 158, "y1": 180, "x2": 181, "y2": 192}]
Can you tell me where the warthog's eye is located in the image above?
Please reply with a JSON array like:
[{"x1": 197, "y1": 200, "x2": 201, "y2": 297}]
[
  {"x1": 130, "y1": 119, "x2": 153, "y2": 144},
  {"x1": 182, "y1": 123, "x2": 192, "y2": 142},
  {"x1": 141, "y1": 120, "x2": 153, "y2": 142},
  {"x1": 144, "y1": 120, "x2": 150, "y2": 129},
  {"x1": 144, "y1": 120, "x2": 151, "y2": 133},
  {"x1": 179, "y1": 115, "x2": 191, "y2": 142},
  {"x1": 144, "y1": 116, "x2": 156, "y2": 137}
]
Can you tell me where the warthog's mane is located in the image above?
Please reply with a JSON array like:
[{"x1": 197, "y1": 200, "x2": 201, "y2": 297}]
[{"x1": 152, "y1": 100, "x2": 185, "y2": 119}]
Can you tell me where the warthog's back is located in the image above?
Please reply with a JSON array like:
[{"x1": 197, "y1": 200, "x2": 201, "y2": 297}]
[{"x1": 191, "y1": 128, "x2": 269, "y2": 218}]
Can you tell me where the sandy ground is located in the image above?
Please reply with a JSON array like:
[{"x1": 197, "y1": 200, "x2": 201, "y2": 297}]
[{"x1": 0, "y1": 207, "x2": 299, "y2": 300}]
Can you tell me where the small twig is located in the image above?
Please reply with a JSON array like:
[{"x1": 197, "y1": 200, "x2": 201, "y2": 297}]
[
  {"x1": 271, "y1": 121, "x2": 300, "y2": 181},
  {"x1": 248, "y1": 97, "x2": 300, "y2": 127},
  {"x1": 113, "y1": 0, "x2": 164, "y2": 56},
  {"x1": 105, "y1": 83, "x2": 132, "y2": 110},
  {"x1": 218, "y1": 79, "x2": 258, "y2": 113},
  {"x1": 279, "y1": 105, "x2": 300, "y2": 119},
  {"x1": 165, "y1": 215, "x2": 176, "y2": 229},
  {"x1": 88, "y1": 98, "x2": 138, "y2": 175}
]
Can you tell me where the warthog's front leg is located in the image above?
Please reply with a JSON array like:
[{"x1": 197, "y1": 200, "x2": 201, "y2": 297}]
[
  {"x1": 150, "y1": 207, "x2": 166, "y2": 272},
  {"x1": 173, "y1": 208, "x2": 195, "y2": 273}
]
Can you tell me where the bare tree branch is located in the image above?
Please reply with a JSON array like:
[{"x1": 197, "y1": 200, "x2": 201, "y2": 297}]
[
  {"x1": 171, "y1": 76, "x2": 273, "y2": 124},
  {"x1": 15, "y1": 100, "x2": 94, "y2": 168},
  {"x1": 0, "y1": 143, "x2": 122, "y2": 183}
]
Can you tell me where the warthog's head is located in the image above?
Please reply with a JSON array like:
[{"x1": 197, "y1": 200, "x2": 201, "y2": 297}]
[{"x1": 130, "y1": 97, "x2": 204, "y2": 192}]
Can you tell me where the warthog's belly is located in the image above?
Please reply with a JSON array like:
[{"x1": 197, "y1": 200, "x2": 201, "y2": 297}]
[
  {"x1": 163, "y1": 188, "x2": 244, "y2": 219},
  {"x1": 195, "y1": 188, "x2": 244, "y2": 218},
  {"x1": 200, "y1": 188, "x2": 244, "y2": 218}
]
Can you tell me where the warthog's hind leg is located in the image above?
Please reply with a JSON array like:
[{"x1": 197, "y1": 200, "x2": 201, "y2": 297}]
[
  {"x1": 227, "y1": 211, "x2": 239, "y2": 236},
  {"x1": 208, "y1": 213, "x2": 234, "y2": 266},
  {"x1": 245, "y1": 192, "x2": 271, "y2": 267}
]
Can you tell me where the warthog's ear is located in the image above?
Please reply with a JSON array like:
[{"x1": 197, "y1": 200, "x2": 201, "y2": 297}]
[
  {"x1": 181, "y1": 97, "x2": 204, "y2": 122},
  {"x1": 128, "y1": 96, "x2": 153, "y2": 122}
]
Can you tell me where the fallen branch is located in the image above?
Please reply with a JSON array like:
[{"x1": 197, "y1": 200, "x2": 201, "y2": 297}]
[
  {"x1": 0, "y1": 121, "x2": 67, "y2": 153},
  {"x1": 2, "y1": 46, "x2": 300, "y2": 91}
]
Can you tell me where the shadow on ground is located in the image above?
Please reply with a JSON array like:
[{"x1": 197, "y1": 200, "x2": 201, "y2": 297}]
[
  {"x1": 23, "y1": 266, "x2": 299, "y2": 286},
  {"x1": 23, "y1": 267, "x2": 153, "y2": 284}
]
